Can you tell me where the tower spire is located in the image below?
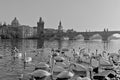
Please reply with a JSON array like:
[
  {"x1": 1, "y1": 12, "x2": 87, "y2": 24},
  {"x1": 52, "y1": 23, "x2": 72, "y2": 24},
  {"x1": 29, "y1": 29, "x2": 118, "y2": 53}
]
[
  {"x1": 58, "y1": 21, "x2": 63, "y2": 31},
  {"x1": 39, "y1": 17, "x2": 42, "y2": 22},
  {"x1": 37, "y1": 17, "x2": 44, "y2": 39},
  {"x1": 59, "y1": 21, "x2": 62, "y2": 26},
  {"x1": 39, "y1": 17, "x2": 44, "y2": 24}
]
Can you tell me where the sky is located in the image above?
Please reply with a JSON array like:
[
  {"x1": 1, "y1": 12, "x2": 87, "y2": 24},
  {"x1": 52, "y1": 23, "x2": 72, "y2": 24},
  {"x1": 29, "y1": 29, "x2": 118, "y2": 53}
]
[{"x1": 0, "y1": 0, "x2": 120, "y2": 32}]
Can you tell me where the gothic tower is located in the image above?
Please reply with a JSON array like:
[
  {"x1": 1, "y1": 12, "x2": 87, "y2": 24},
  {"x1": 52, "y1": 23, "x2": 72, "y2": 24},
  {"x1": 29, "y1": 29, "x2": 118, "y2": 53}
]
[
  {"x1": 37, "y1": 17, "x2": 44, "y2": 38},
  {"x1": 58, "y1": 21, "x2": 63, "y2": 31},
  {"x1": 57, "y1": 21, "x2": 63, "y2": 39}
]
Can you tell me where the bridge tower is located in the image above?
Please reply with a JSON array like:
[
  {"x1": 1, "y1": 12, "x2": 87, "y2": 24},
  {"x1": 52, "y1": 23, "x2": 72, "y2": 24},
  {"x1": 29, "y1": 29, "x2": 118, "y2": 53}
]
[{"x1": 37, "y1": 17, "x2": 44, "y2": 39}]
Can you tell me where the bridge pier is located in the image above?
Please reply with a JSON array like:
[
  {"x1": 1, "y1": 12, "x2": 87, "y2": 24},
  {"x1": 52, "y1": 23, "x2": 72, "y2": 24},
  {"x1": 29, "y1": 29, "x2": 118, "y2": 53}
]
[
  {"x1": 101, "y1": 32, "x2": 109, "y2": 42},
  {"x1": 66, "y1": 28, "x2": 120, "y2": 41},
  {"x1": 84, "y1": 37, "x2": 90, "y2": 40},
  {"x1": 102, "y1": 37, "x2": 108, "y2": 42},
  {"x1": 83, "y1": 33, "x2": 91, "y2": 40}
]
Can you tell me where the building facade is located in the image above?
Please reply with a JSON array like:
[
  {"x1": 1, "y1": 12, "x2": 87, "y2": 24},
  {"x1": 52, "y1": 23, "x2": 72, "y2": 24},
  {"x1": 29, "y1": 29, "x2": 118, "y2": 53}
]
[
  {"x1": 0, "y1": 17, "x2": 37, "y2": 39},
  {"x1": 0, "y1": 17, "x2": 60, "y2": 39},
  {"x1": 37, "y1": 17, "x2": 44, "y2": 38}
]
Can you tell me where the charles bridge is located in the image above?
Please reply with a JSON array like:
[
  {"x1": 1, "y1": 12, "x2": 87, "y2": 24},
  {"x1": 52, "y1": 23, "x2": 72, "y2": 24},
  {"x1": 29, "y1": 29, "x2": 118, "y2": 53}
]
[{"x1": 63, "y1": 29, "x2": 120, "y2": 41}]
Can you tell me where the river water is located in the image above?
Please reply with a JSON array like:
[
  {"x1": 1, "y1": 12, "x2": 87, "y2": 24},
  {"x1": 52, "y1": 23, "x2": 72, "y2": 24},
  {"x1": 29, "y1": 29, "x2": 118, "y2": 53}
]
[
  {"x1": 0, "y1": 39, "x2": 120, "y2": 80},
  {"x1": 1, "y1": 39, "x2": 120, "y2": 54}
]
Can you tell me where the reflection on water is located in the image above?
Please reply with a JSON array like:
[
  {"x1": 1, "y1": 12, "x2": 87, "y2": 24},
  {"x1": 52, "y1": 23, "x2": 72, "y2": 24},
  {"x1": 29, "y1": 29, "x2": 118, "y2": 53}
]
[
  {"x1": 0, "y1": 39, "x2": 120, "y2": 55},
  {"x1": 1, "y1": 39, "x2": 120, "y2": 70},
  {"x1": 103, "y1": 42, "x2": 109, "y2": 51},
  {"x1": 57, "y1": 39, "x2": 62, "y2": 49},
  {"x1": 1, "y1": 39, "x2": 120, "y2": 79},
  {"x1": 37, "y1": 39, "x2": 44, "y2": 49}
]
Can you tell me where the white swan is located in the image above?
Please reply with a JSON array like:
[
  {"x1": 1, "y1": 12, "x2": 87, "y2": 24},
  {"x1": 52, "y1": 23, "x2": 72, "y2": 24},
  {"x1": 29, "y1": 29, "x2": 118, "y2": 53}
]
[
  {"x1": 56, "y1": 62, "x2": 75, "y2": 80},
  {"x1": 15, "y1": 53, "x2": 22, "y2": 59},
  {"x1": 29, "y1": 69, "x2": 51, "y2": 80},
  {"x1": 25, "y1": 57, "x2": 32, "y2": 63},
  {"x1": 77, "y1": 77, "x2": 91, "y2": 80},
  {"x1": 35, "y1": 62, "x2": 50, "y2": 71}
]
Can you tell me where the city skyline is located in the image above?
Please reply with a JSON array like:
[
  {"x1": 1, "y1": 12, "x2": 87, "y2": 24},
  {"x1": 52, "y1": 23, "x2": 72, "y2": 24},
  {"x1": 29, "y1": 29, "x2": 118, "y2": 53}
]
[{"x1": 0, "y1": 0, "x2": 120, "y2": 31}]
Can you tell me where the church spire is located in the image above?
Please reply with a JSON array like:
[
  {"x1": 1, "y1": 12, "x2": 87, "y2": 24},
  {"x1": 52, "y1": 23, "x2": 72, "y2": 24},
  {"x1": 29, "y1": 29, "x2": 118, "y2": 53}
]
[
  {"x1": 59, "y1": 21, "x2": 62, "y2": 26},
  {"x1": 39, "y1": 17, "x2": 42, "y2": 22},
  {"x1": 15, "y1": 17, "x2": 17, "y2": 20},
  {"x1": 39, "y1": 17, "x2": 44, "y2": 24},
  {"x1": 58, "y1": 21, "x2": 63, "y2": 31},
  {"x1": 37, "y1": 17, "x2": 44, "y2": 38}
]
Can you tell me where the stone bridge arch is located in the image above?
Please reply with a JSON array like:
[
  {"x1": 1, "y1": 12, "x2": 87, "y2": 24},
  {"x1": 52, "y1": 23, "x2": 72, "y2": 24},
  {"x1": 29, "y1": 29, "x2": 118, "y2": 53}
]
[
  {"x1": 74, "y1": 34, "x2": 84, "y2": 40},
  {"x1": 65, "y1": 31, "x2": 120, "y2": 41},
  {"x1": 108, "y1": 33, "x2": 120, "y2": 40},
  {"x1": 77, "y1": 32, "x2": 101, "y2": 40},
  {"x1": 98, "y1": 31, "x2": 120, "y2": 41},
  {"x1": 69, "y1": 32, "x2": 102, "y2": 40},
  {"x1": 90, "y1": 34, "x2": 102, "y2": 40}
]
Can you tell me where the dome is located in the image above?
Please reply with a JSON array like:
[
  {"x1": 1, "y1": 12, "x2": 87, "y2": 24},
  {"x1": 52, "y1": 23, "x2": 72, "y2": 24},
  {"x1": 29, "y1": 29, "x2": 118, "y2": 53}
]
[{"x1": 11, "y1": 17, "x2": 20, "y2": 27}]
